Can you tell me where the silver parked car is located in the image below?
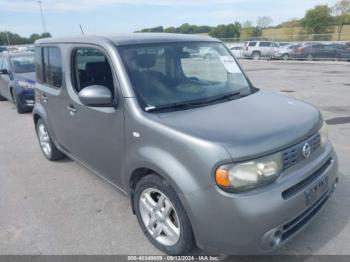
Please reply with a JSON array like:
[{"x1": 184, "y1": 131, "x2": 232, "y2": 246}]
[
  {"x1": 33, "y1": 34, "x2": 338, "y2": 255},
  {"x1": 273, "y1": 44, "x2": 302, "y2": 60},
  {"x1": 243, "y1": 41, "x2": 280, "y2": 60},
  {"x1": 229, "y1": 44, "x2": 244, "y2": 59}
]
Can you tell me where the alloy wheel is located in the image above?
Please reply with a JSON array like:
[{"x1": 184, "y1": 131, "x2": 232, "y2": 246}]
[
  {"x1": 139, "y1": 188, "x2": 180, "y2": 246},
  {"x1": 38, "y1": 123, "x2": 52, "y2": 157}
]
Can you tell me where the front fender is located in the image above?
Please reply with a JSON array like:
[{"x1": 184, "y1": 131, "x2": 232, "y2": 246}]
[{"x1": 123, "y1": 146, "x2": 202, "y2": 196}]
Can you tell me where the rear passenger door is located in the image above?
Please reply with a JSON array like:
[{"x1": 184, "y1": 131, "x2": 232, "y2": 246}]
[
  {"x1": 65, "y1": 46, "x2": 125, "y2": 186},
  {"x1": 36, "y1": 46, "x2": 71, "y2": 151},
  {"x1": 258, "y1": 41, "x2": 272, "y2": 57}
]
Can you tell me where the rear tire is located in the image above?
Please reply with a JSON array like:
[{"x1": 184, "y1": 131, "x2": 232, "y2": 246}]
[
  {"x1": 252, "y1": 51, "x2": 261, "y2": 60},
  {"x1": 36, "y1": 119, "x2": 65, "y2": 161},
  {"x1": 134, "y1": 174, "x2": 195, "y2": 255}
]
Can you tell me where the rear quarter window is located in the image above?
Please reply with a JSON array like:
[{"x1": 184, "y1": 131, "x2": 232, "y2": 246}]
[
  {"x1": 35, "y1": 47, "x2": 44, "y2": 84},
  {"x1": 43, "y1": 47, "x2": 63, "y2": 88},
  {"x1": 259, "y1": 42, "x2": 271, "y2": 47}
]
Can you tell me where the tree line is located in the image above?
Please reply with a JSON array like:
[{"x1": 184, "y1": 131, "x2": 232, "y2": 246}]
[
  {"x1": 137, "y1": 0, "x2": 350, "y2": 40},
  {"x1": 1, "y1": 0, "x2": 349, "y2": 45},
  {"x1": 0, "y1": 31, "x2": 51, "y2": 46}
]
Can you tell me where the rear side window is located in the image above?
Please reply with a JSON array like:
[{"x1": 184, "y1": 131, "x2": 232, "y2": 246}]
[
  {"x1": 259, "y1": 42, "x2": 271, "y2": 47},
  {"x1": 35, "y1": 47, "x2": 44, "y2": 84},
  {"x1": 248, "y1": 42, "x2": 257, "y2": 47},
  {"x1": 43, "y1": 47, "x2": 62, "y2": 88}
]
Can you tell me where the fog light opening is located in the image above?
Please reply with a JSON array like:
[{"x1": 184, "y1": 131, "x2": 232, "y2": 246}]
[{"x1": 270, "y1": 230, "x2": 282, "y2": 248}]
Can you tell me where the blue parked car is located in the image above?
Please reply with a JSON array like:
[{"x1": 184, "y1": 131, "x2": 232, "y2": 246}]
[{"x1": 0, "y1": 52, "x2": 35, "y2": 113}]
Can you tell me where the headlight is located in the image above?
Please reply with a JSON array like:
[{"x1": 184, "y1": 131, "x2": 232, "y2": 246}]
[
  {"x1": 18, "y1": 80, "x2": 35, "y2": 89},
  {"x1": 319, "y1": 121, "x2": 329, "y2": 147},
  {"x1": 215, "y1": 152, "x2": 283, "y2": 192}
]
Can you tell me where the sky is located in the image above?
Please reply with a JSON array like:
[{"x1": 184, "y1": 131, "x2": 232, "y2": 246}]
[{"x1": 0, "y1": 0, "x2": 339, "y2": 37}]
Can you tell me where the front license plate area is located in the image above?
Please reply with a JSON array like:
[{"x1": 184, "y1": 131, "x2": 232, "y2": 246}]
[{"x1": 304, "y1": 176, "x2": 329, "y2": 206}]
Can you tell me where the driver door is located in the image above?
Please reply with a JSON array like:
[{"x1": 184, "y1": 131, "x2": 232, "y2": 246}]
[{"x1": 65, "y1": 45, "x2": 125, "y2": 186}]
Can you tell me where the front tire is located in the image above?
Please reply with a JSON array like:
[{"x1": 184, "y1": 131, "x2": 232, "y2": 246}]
[
  {"x1": 204, "y1": 53, "x2": 212, "y2": 60},
  {"x1": 12, "y1": 90, "x2": 27, "y2": 114},
  {"x1": 36, "y1": 119, "x2": 65, "y2": 161},
  {"x1": 282, "y1": 54, "x2": 289, "y2": 61},
  {"x1": 134, "y1": 175, "x2": 194, "y2": 255},
  {"x1": 0, "y1": 92, "x2": 6, "y2": 101}
]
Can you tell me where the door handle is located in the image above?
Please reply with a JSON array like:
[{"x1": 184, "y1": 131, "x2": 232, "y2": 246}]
[
  {"x1": 41, "y1": 94, "x2": 48, "y2": 102},
  {"x1": 66, "y1": 105, "x2": 77, "y2": 115}
]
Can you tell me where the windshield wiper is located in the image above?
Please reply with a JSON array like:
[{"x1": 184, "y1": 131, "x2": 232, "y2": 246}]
[
  {"x1": 145, "y1": 91, "x2": 243, "y2": 113},
  {"x1": 200, "y1": 91, "x2": 242, "y2": 105},
  {"x1": 145, "y1": 102, "x2": 201, "y2": 112}
]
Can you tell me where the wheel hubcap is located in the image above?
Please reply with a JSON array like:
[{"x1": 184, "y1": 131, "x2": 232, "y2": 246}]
[
  {"x1": 139, "y1": 188, "x2": 180, "y2": 246},
  {"x1": 38, "y1": 123, "x2": 51, "y2": 157}
]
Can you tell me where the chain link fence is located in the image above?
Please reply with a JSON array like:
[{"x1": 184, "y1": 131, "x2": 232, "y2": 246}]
[{"x1": 222, "y1": 33, "x2": 350, "y2": 61}]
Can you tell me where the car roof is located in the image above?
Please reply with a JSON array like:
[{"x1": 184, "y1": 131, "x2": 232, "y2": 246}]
[{"x1": 35, "y1": 33, "x2": 220, "y2": 46}]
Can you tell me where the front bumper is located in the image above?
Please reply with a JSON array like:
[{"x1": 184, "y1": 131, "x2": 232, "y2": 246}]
[
  {"x1": 183, "y1": 143, "x2": 338, "y2": 254},
  {"x1": 16, "y1": 89, "x2": 35, "y2": 107}
]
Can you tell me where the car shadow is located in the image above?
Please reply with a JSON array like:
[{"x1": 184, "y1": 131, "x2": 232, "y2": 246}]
[{"x1": 56, "y1": 157, "x2": 73, "y2": 163}]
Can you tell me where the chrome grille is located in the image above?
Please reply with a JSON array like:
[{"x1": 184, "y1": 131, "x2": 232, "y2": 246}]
[{"x1": 282, "y1": 133, "x2": 321, "y2": 170}]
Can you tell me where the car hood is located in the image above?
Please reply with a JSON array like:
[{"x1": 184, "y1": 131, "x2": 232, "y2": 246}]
[
  {"x1": 157, "y1": 90, "x2": 322, "y2": 161},
  {"x1": 15, "y1": 72, "x2": 36, "y2": 83}
]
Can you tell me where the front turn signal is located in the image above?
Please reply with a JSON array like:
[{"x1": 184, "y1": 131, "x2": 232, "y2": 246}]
[{"x1": 215, "y1": 168, "x2": 231, "y2": 187}]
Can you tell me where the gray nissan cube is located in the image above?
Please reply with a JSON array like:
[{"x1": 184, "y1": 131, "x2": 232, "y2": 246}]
[{"x1": 33, "y1": 34, "x2": 338, "y2": 255}]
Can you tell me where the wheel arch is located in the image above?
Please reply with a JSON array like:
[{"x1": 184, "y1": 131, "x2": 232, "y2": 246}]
[
  {"x1": 9, "y1": 86, "x2": 15, "y2": 102},
  {"x1": 32, "y1": 105, "x2": 57, "y2": 143},
  {"x1": 128, "y1": 165, "x2": 199, "y2": 248},
  {"x1": 129, "y1": 167, "x2": 161, "y2": 213},
  {"x1": 128, "y1": 165, "x2": 188, "y2": 214},
  {"x1": 33, "y1": 113, "x2": 41, "y2": 126}
]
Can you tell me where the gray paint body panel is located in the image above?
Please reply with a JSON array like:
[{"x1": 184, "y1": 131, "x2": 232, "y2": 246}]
[{"x1": 33, "y1": 34, "x2": 338, "y2": 254}]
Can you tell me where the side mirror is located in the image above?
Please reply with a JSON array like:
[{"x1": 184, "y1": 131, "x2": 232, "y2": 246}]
[
  {"x1": 78, "y1": 85, "x2": 113, "y2": 107},
  {"x1": 0, "y1": 69, "x2": 8, "y2": 75}
]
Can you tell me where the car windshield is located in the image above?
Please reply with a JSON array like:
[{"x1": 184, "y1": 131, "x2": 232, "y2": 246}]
[
  {"x1": 10, "y1": 55, "x2": 35, "y2": 73},
  {"x1": 119, "y1": 42, "x2": 252, "y2": 111}
]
